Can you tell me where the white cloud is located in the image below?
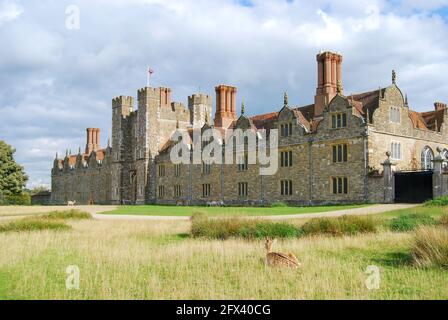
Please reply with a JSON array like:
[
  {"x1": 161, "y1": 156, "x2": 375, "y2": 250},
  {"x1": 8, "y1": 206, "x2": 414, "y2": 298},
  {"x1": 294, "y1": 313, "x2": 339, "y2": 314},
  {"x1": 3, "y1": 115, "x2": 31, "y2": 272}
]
[
  {"x1": 0, "y1": 0, "x2": 448, "y2": 187},
  {"x1": 0, "y1": 0, "x2": 22, "y2": 26}
]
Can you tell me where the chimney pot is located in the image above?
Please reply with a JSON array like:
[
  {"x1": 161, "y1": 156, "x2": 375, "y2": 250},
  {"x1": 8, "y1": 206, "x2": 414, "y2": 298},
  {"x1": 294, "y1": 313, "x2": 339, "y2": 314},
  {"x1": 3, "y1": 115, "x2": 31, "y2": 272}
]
[{"x1": 435, "y1": 102, "x2": 446, "y2": 111}]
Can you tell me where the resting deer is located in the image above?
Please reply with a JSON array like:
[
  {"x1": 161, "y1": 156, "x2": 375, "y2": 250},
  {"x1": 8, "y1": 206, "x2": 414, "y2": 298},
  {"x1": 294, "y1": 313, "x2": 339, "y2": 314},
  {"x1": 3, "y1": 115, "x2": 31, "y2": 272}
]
[{"x1": 264, "y1": 237, "x2": 300, "y2": 269}]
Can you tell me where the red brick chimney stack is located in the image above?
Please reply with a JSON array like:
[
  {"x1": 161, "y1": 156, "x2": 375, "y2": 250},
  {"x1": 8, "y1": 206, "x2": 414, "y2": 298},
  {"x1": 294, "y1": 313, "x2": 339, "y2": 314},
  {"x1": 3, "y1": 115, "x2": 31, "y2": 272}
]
[
  {"x1": 214, "y1": 85, "x2": 237, "y2": 128},
  {"x1": 434, "y1": 102, "x2": 447, "y2": 111},
  {"x1": 85, "y1": 128, "x2": 101, "y2": 155},
  {"x1": 314, "y1": 51, "x2": 343, "y2": 117}
]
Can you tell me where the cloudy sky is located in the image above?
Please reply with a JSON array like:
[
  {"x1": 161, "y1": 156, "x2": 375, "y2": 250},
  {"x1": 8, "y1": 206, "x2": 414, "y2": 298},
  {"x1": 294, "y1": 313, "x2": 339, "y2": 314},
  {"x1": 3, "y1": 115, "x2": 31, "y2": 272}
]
[{"x1": 0, "y1": 0, "x2": 448, "y2": 188}]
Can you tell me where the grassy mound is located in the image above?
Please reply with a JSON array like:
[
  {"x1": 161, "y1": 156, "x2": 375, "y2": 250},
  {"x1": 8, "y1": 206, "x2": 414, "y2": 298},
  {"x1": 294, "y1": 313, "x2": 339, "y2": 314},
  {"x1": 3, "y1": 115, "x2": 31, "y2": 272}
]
[
  {"x1": 411, "y1": 226, "x2": 448, "y2": 269},
  {"x1": 191, "y1": 213, "x2": 300, "y2": 239},
  {"x1": 40, "y1": 210, "x2": 92, "y2": 220},
  {"x1": 191, "y1": 213, "x2": 378, "y2": 239},
  {"x1": 389, "y1": 213, "x2": 437, "y2": 232},
  {"x1": 424, "y1": 196, "x2": 448, "y2": 206},
  {"x1": 0, "y1": 218, "x2": 71, "y2": 233},
  {"x1": 301, "y1": 215, "x2": 379, "y2": 237}
]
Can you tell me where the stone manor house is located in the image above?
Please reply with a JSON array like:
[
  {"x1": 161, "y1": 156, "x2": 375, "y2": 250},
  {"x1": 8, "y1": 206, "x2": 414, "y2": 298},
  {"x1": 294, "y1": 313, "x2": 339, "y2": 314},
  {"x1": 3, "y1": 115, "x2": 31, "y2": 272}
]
[{"x1": 51, "y1": 51, "x2": 448, "y2": 205}]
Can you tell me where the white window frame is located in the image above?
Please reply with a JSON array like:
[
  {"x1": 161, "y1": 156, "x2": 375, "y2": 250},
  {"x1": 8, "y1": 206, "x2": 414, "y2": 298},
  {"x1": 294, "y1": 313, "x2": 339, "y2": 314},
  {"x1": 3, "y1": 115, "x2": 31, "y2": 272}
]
[
  {"x1": 174, "y1": 164, "x2": 181, "y2": 177},
  {"x1": 280, "y1": 122, "x2": 293, "y2": 137},
  {"x1": 280, "y1": 150, "x2": 293, "y2": 167},
  {"x1": 280, "y1": 180, "x2": 292, "y2": 196},
  {"x1": 390, "y1": 106, "x2": 400, "y2": 124},
  {"x1": 238, "y1": 182, "x2": 248, "y2": 197},
  {"x1": 421, "y1": 147, "x2": 434, "y2": 170},
  {"x1": 158, "y1": 185, "x2": 165, "y2": 198},
  {"x1": 390, "y1": 141, "x2": 402, "y2": 160}
]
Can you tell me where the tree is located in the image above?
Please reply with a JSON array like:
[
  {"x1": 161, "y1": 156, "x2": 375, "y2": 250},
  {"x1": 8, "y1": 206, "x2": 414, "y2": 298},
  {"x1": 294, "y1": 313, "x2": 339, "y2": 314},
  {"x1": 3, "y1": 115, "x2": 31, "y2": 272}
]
[
  {"x1": 0, "y1": 140, "x2": 28, "y2": 196},
  {"x1": 29, "y1": 185, "x2": 50, "y2": 195}
]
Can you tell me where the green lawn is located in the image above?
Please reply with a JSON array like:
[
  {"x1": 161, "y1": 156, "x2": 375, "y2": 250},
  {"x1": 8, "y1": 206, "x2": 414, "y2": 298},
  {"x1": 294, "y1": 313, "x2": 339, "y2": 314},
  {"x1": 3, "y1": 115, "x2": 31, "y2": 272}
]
[
  {"x1": 375, "y1": 205, "x2": 448, "y2": 219},
  {"x1": 102, "y1": 204, "x2": 369, "y2": 216}
]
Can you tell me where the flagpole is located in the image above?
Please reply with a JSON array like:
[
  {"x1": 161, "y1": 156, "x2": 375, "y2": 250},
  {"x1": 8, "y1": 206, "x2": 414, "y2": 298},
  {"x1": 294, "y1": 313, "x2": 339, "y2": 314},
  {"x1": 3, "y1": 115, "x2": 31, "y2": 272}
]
[{"x1": 147, "y1": 67, "x2": 154, "y2": 88}]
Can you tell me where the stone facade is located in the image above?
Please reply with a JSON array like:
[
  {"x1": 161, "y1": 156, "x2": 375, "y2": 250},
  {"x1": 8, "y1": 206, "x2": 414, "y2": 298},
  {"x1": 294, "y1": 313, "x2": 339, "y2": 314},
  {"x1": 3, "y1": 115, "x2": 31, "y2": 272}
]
[{"x1": 51, "y1": 51, "x2": 448, "y2": 205}]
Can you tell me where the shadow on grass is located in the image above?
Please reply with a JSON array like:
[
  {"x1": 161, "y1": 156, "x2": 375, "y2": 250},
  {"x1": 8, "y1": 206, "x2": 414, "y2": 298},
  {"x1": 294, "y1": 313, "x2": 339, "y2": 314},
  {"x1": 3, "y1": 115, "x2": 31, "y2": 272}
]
[{"x1": 371, "y1": 251, "x2": 412, "y2": 267}]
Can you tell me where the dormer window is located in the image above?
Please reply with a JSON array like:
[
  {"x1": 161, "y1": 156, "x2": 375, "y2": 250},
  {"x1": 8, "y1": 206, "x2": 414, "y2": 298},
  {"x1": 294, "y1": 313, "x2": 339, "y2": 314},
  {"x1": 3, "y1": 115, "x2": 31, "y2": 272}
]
[
  {"x1": 390, "y1": 106, "x2": 400, "y2": 123},
  {"x1": 331, "y1": 113, "x2": 347, "y2": 129},
  {"x1": 280, "y1": 122, "x2": 293, "y2": 137}
]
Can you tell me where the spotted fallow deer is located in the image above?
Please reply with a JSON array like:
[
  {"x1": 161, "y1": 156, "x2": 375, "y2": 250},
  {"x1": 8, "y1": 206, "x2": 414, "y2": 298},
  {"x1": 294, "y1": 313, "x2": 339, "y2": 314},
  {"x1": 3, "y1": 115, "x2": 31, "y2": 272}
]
[{"x1": 264, "y1": 237, "x2": 300, "y2": 269}]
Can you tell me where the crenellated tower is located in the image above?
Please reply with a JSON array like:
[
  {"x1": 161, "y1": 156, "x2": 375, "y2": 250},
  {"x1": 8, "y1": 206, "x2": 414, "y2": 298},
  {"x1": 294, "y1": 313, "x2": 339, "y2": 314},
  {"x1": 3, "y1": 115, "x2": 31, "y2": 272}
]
[
  {"x1": 111, "y1": 95, "x2": 134, "y2": 204},
  {"x1": 188, "y1": 94, "x2": 213, "y2": 128}
]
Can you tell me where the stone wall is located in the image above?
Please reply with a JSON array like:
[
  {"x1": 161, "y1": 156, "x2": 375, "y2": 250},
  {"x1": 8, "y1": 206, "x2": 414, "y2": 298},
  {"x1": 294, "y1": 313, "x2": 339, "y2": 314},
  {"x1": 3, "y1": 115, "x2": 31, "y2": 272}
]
[
  {"x1": 368, "y1": 85, "x2": 448, "y2": 171},
  {"x1": 51, "y1": 149, "x2": 112, "y2": 205}
]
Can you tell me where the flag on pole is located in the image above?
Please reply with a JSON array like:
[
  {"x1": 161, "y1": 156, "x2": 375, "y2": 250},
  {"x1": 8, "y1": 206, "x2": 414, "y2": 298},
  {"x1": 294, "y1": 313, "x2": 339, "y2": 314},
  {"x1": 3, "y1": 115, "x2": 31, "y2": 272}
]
[{"x1": 147, "y1": 67, "x2": 154, "y2": 87}]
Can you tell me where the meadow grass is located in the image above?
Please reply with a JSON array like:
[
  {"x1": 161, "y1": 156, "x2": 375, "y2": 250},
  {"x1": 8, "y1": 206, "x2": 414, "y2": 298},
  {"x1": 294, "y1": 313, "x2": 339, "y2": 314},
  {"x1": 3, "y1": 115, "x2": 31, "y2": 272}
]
[
  {"x1": 0, "y1": 212, "x2": 447, "y2": 299},
  {"x1": 375, "y1": 205, "x2": 448, "y2": 219},
  {"x1": 411, "y1": 226, "x2": 448, "y2": 269},
  {"x1": 389, "y1": 213, "x2": 438, "y2": 232},
  {"x1": 0, "y1": 218, "x2": 70, "y2": 233},
  {"x1": 39, "y1": 210, "x2": 92, "y2": 220},
  {"x1": 102, "y1": 204, "x2": 368, "y2": 217}
]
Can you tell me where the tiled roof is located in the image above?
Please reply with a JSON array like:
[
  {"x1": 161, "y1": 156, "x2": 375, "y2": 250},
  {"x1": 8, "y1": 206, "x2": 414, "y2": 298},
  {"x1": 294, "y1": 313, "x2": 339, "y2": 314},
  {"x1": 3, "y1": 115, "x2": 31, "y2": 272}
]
[
  {"x1": 63, "y1": 149, "x2": 107, "y2": 167},
  {"x1": 347, "y1": 89, "x2": 384, "y2": 122},
  {"x1": 409, "y1": 110, "x2": 430, "y2": 130},
  {"x1": 421, "y1": 109, "x2": 444, "y2": 131},
  {"x1": 157, "y1": 87, "x2": 445, "y2": 154}
]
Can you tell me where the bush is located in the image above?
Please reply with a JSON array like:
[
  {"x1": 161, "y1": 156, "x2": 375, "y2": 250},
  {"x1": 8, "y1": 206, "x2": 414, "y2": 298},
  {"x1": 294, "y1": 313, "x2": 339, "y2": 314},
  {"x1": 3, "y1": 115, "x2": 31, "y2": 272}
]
[
  {"x1": 239, "y1": 221, "x2": 301, "y2": 239},
  {"x1": 0, "y1": 218, "x2": 71, "y2": 233},
  {"x1": 40, "y1": 210, "x2": 92, "y2": 220},
  {"x1": 191, "y1": 213, "x2": 300, "y2": 239},
  {"x1": 271, "y1": 201, "x2": 288, "y2": 208},
  {"x1": 191, "y1": 215, "x2": 244, "y2": 239},
  {"x1": 424, "y1": 196, "x2": 448, "y2": 206},
  {"x1": 411, "y1": 226, "x2": 448, "y2": 269},
  {"x1": 389, "y1": 213, "x2": 437, "y2": 232},
  {"x1": 301, "y1": 215, "x2": 379, "y2": 237},
  {"x1": 0, "y1": 193, "x2": 31, "y2": 205}
]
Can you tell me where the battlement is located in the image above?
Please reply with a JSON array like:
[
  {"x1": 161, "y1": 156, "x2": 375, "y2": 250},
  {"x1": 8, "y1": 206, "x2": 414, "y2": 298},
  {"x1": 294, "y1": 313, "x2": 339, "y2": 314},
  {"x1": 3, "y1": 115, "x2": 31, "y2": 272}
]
[
  {"x1": 171, "y1": 101, "x2": 186, "y2": 111},
  {"x1": 188, "y1": 94, "x2": 212, "y2": 106},
  {"x1": 137, "y1": 86, "x2": 163, "y2": 100},
  {"x1": 112, "y1": 96, "x2": 134, "y2": 108}
]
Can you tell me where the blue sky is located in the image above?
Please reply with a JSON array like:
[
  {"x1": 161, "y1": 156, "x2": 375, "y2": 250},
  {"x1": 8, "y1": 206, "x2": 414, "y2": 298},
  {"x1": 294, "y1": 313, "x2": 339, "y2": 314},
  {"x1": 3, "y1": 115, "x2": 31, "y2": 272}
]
[{"x1": 0, "y1": 0, "x2": 448, "y2": 188}]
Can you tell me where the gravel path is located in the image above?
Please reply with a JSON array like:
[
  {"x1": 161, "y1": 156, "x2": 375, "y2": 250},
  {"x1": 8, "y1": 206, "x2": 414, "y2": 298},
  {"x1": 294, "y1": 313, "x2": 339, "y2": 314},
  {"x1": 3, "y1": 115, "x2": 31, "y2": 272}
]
[
  {"x1": 91, "y1": 203, "x2": 418, "y2": 221},
  {"x1": 0, "y1": 204, "x2": 418, "y2": 221}
]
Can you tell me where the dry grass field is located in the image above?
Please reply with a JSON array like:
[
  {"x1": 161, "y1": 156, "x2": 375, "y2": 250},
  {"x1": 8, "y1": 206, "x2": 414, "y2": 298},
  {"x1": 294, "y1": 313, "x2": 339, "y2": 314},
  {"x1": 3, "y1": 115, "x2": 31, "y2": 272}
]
[{"x1": 0, "y1": 206, "x2": 447, "y2": 300}]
